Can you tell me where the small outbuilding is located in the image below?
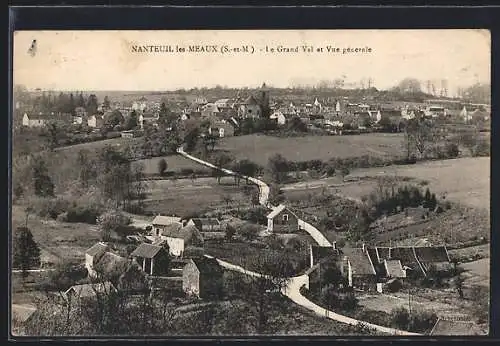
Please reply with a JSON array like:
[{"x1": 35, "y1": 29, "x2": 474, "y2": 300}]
[
  {"x1": 266, "y1": 204, "x2": 299, "y2": 233},
  {"x1": 182, "y1": 257, "x2": 223, "y2": 299}
]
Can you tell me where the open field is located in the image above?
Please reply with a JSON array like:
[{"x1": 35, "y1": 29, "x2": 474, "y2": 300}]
[
  {"x1": 12, "y1": 205, "x2": 101, "y2": 265},
  {"x1": 348, "y1": 157, "x2": 490, "y2": 211},
  {"x1": 133, "y1": 155, "x2": 210, "y2": 175},
  {"x1": 218, "y1": 133, "x2": 405, "y2": 166},
  {"x1": 283, "y1": 157, "x2": 489, "y2": 211},
  {"x1": 143, "y1": 177, "x2": 255, "y2": 217},
  {"x1": 13, "y1": 137, "x2": 142, "y2": 193},
  {"x1": 460, "y1": 258, "x2": 490, "y2": 287}
]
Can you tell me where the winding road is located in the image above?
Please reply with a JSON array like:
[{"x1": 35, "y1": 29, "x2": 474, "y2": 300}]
[{"x1": 177, "y1": 145, "x2": 420, "y2": 336}]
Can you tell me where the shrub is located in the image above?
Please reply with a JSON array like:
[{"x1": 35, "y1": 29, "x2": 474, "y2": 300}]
[
  {"x1": 29, "y1": 197, "x2": 69, "y2": 219},
  {"x1": 390, "y1": 306, "x2": 410, "y2": 330},
  {"x1": 445, "y1": 142, "x2": 460, "y2": 158},
  {"x1": 158, "y1": 158, "x2": 168, "y2": 176},
  {"x1": 238, "y1": 224, "x2": 260, "y2": 241},
  {"x1": 408, "y1": 309, "x2": 438, "y2": 333},
  {"x1": 180, "y1": 168, "x2": 194, "y2": 175},
  {"x1": 65, "y1": 205, "x2": 101, "y2": 224},
  {"x1": 97, "y1": 210, "x2": 131, "y2": 240}
]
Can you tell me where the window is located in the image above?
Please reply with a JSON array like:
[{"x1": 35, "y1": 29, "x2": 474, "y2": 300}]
[
  {"x1": 248, "y1": 109, "x2": 252, "y2": 113},
  {"x1": 282, "y1": 214, "x2": 289, "y2": 222}
]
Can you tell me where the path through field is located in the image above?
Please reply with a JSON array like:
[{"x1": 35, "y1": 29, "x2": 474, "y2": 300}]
[{"x1": 178, "y1": 145, "x2": 420, "y2": 335}]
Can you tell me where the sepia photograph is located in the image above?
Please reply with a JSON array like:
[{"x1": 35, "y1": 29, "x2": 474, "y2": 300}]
[{"x1": 10, "y1": 29, "x2": 490, "y2": 337}]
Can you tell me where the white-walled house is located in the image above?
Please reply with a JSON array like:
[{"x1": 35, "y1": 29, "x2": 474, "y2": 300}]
[
  {"x1": 22, "y1": 113, "x2": 48, "y2": 127},
  {"x1": 270, "y1": 111, "x2": 287, "y2": 125}
]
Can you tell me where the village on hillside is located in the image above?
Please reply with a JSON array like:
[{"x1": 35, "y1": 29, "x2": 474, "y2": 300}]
[{"x1": 11, "y1": 30, "x2": 490, "y2": 338}]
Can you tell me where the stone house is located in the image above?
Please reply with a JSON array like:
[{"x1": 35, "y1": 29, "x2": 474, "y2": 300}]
[
  {"x1": 130, "y1": 243, "x2": 170, "y2": 276},
  {"x1": 152, "y1": 215, "x2": 182, "y2": 237},
  {"x1": 182, "y1": 257, "x2": 223, "y2": 299},
  {"x1": 87, "y1": 114, "x2": 104, "y2": 128},
  {"x1": 341, "y1": 246, "x2": 377, "y2": 290},
  {"x1": 266, "y1": 204, "x2": 299, "y2": 233},
  {"x1": 238, "y1": 95, "x2": 262, "y2": 119},
  {"x1": 163, "y1": 224, "x2": 204, "y2": 257},
  {"x1": 22, "y1": 113, "x2": 49, "y2": 127},
  {"x1": 64, "y1": 282, "x2": 116, "y2": 304}
]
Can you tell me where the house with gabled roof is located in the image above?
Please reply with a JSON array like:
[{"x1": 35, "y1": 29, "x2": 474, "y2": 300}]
[
  {"x1": 64, "y1": 281, "x2": 116, "y2": 303},
  {"x1": 131, "y1": 243, "x2": 170, "y2": 276},
  {"x1": 22, "y1": 113, "x2": 50, "y2": 127},
  {"x1": 309, "y1": 244, "x2": 339, "y2": 268},
  {"x1": 163, "y1": 224, "x2": 204, "y2": 257},
  {"x1": 238, "y1": 95, "x2": 262, "y2": 119},
  {"x1": 182, "y1": 256, "x2": 223, "y2": 299},
  {"x1": 341, "y1": 247, "x2": 377, "y2": 290},
  {"x1": 266, "y1": 204, "x2": 299, "y2": 233},
  {"x1": 152, "y1": 214, "x2": 182, "y2": 237},
  {"x1": 384, "y1": 259, "x2": 407, "y2": 278},
  {"x1": 187, "y1": 218, "x2": 223, "y2": 232}
]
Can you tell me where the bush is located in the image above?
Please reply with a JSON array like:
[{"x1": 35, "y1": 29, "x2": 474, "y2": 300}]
[
  {"x1": 29, "y1": 197, "x2": 69, "y2": 219},
  {"x1": 65, "y1": 205, "x2": 101, "y2": 224},
  {"x1": 238, "y1": 224, "x2": 260, "y2": 241},
  {"x1": 97, "y1": 210, "x2": 131, "y2": 240},
  {"x1": 445, "y1": 142, "x2": 460, "y2": 158},
  {"x1": 390, "y1": 306, "x2": 410, "y2": 330},
  {"x1": 408, "y1": 309, "x2": 438, "y2": 333}
]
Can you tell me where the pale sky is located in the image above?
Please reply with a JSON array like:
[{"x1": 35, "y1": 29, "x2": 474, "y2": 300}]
[{"x1": 13, "y1": 30, "x2": 490, "y2": 94}]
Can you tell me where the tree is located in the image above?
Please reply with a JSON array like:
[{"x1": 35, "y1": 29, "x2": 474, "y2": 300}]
[
  {"x1": 13, "y1": 227, "x2": 41, "y2": 278},
  {"x1": 423, "y1": 188, "x2": 431, "y2": 209},
  {"x1": 390, "y1": 306, "x2": 410, "y2": 330},
  {"x1": 78, "y1": 92, "x2": 86, "y2": 108},
  {"x1": 239, "y1": 224, "x2": 260, "y2": 241},
  {"x1": 103, "y1": 96, "x2": 111, "y2": 109},
  {"x1": 268, "y1": 183, "x2": 284, "y2": 206},
  {"x1": 158, "y1": 158, "x2": 168, "y2": 176},
  {"x1": 340, "y1": 166, "x2": 350, "y2": 180},
  {"x1": 77, "y1": 149, "x2": 97, "y2": 188},
  {"x1": 32, "y1": 157, "x2": 55, "y2": 197},
  {"x1": 267, "y1": 154, "x2": 289, "y2": 183},
  {"x1": 405, "y1": 118, "x2": 437, "y2": 159},
  {"x1": 104, "y1": 110, "x2": 124, "y2": 130},
  {"x1": 237, "y1": 159, "x2": 260, "y2": 183},
  {"x1": 126, "y1": 110, "x2": 138, "y2": 130},
  {"x1": 86, "y1": 94, "x2": 99, "y2": 115},
  {"x1": 225, "y1": 224, "x2": 236, "y2": 240},
  {"x1": 242, "y1": 251, "x2": 293, "y2": 334},
  {"x1": 395, "y1": 78, "x2": 422, "y2": 95},
  {"x1": 46, "y1": 122, "x2": 60, "y2": 150}
]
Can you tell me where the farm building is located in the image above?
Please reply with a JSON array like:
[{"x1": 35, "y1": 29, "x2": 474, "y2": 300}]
[
  {"x1": 201, "y1": 103, "x2": 221, "y2": 118},
  {"x1": 22, "y1": 113, "x2": 49, "y2": 127},
  {"x1": 429, "y1": 318, "x2": 483, "y2": 336},
  {"x1": 266, "y1": 204, "x2": 299, "y2": 233},
  {"x1": 383, "y1": 260, "x2": 407, "y2": 279},
  {"x1": 341, "y1": 247, "x2": 377, "y2": 290},
  {"x1": 182, "y1": 257, "x2": 223, "y2": 299},
  {"x1": 369, "y1": 245, "x2": 452, "y2": 278},
  {"x1": 187, "y1": 218, "x2": 223, "y2": 232},
  {"x1": 163, "y1": 224, "x2": 204, "y2": 257},
  {"x1": 208, "y1": 119, "x2": 235, "y2": 137},
  {"x1": 131, "y1": 243, "x2": 170, "y2": 276},
  {"x1": 270, "y1": 111, "x2": 287, "y2": 125},
  {"x1": 87, "y1": 114, "x2": 104, "y2": 128},
  {"x1": 84, "y1": 242, "x2": 109, "y2": 277},
  {"x1": 238, "y1": 95, "x2": 262, "y2": 119},
  {"x1": 11, "y1": 304, "x2": 37, "y2": 336},
  {"x1": 152, "y1": 215, "x2": 182, "y2": 237},
  {"x1": 309, "y1": 244, "x2": 339, "y2": 268},
  {"x1": 64, "y1": 282, "x2": 117, "y2": 303}
]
